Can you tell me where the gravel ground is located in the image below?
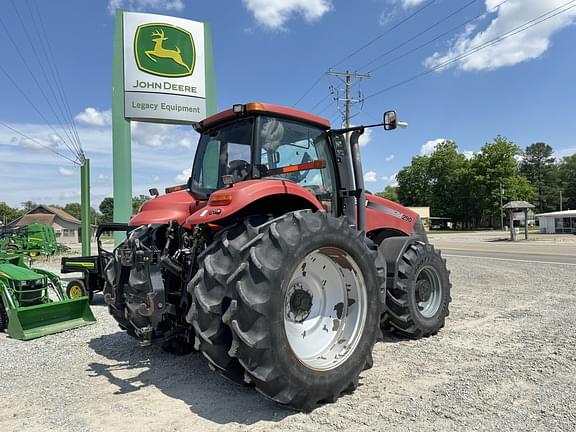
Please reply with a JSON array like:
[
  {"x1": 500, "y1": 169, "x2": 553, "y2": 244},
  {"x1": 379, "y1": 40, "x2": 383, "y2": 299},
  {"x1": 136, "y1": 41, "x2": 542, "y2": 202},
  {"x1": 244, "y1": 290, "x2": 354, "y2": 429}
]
[{"x1": 1, "y1": 255, "x2": 575, "y2": 431}]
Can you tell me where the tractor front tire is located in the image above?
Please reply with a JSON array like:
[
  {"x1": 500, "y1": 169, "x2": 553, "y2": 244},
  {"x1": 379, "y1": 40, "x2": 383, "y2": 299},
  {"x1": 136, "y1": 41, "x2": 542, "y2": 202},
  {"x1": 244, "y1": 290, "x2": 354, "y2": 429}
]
[
  {"x1": 223, "y1": 210, "x2": 385, "y2": 411},
  {"x1": 66, "y1": 279, "x2": 88, "y2": 299},
  {"x1": 384, "y1": 242, "x2": 451, "y2": 339}
]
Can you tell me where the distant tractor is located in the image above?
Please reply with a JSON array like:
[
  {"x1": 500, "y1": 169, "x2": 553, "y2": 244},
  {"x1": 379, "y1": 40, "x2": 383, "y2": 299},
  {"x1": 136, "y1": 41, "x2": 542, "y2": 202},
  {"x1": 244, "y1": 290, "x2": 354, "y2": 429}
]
[{"x1": 101, "y1": 103, "x2": 451, "y2": 410}]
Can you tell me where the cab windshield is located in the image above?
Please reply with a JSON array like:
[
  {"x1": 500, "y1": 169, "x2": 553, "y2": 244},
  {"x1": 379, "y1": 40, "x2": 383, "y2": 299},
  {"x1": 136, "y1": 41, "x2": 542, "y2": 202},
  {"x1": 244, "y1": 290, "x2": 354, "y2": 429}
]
[
  {"x1": 191, "y1": 118, "x2": 253, "y2": 197},
  {"x1": 190, "y1": 116, "x2": 336, "y2": 206}
]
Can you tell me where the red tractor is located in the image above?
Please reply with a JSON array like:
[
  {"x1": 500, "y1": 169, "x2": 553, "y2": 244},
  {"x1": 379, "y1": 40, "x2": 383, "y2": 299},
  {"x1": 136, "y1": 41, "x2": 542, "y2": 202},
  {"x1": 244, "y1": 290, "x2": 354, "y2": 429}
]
[{"x1": 102, "y1": 102, "x2": 451, "y2": 411}]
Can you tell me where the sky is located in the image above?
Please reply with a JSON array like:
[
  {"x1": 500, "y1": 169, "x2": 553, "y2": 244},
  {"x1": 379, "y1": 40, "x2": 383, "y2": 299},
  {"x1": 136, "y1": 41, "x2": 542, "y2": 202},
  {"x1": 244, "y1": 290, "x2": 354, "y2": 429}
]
[{"x1": 0, "y1": 0, "x2": 575, "y2": 208}]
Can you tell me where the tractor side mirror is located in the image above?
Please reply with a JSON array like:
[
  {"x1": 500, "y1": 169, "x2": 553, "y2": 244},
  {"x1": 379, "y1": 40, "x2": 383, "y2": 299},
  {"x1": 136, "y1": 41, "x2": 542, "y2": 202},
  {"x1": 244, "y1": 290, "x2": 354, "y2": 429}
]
[
  {"x1": 383, "y1": 111, "x2": 397, "y2": 130},
  {"x1": 149, "y1": 188, "x2": 159, "y2": 197}
]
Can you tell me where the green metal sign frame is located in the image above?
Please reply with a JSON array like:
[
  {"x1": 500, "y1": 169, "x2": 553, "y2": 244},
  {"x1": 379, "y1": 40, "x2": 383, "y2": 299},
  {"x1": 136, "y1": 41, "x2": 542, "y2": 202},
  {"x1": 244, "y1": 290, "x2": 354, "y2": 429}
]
[{"x1": 111, "y1": 10, "x2": 216, "y2": 243}]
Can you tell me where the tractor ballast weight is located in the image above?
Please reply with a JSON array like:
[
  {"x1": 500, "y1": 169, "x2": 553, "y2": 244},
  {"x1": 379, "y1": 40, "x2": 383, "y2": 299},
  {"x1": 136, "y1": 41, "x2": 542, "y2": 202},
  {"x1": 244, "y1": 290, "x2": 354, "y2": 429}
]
[
  {"x1": 0, "y1": 256, "x2": 96, "y2": 340},
  {"x1": 100, "y1": 102, "x2": 451, "y2": 410}
]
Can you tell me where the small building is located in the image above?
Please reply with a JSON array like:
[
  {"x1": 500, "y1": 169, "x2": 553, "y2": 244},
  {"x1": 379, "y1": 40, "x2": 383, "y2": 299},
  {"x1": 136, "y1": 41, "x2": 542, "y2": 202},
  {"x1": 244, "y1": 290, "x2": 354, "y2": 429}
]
[
  {"x1": 8, "y1": 205, "x2": 81, "y2": 243},
  {"x1": 535, "y1": 210, "x2": 576, "y2": 234},
  {"x1": 408, "y1": 207, "x2": 430, "y2": 230}
]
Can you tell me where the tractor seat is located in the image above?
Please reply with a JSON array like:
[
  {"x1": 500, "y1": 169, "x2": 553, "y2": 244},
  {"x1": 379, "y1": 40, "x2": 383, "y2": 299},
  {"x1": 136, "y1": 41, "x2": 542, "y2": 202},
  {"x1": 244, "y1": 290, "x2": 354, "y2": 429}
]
[{"x1": 227, "y1": 160, "x2": 250, "y2": 182}]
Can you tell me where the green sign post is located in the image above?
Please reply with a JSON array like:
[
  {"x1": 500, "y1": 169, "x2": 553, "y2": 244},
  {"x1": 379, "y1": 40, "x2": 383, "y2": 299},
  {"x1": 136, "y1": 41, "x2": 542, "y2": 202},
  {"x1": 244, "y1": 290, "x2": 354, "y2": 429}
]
[
  {"x1": 111, "y1": 10, "x2": 216, "y2": 242},
  {"x1": 80, "y1": 158, "x2": 91, "y2": 256},
  {"x1": 112, "y1": 11, "x2": 132, "y2": 243}
]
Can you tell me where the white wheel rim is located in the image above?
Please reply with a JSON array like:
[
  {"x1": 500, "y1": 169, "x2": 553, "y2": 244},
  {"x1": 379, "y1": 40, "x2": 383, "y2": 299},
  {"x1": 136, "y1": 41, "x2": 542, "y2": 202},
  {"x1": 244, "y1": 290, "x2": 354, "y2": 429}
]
[
  {"x1": 283, "y1": 247, "x2": 367, "y2": 371},
  {"x1": 416, "y1": 265, "x2": 442, "y2": 318}
]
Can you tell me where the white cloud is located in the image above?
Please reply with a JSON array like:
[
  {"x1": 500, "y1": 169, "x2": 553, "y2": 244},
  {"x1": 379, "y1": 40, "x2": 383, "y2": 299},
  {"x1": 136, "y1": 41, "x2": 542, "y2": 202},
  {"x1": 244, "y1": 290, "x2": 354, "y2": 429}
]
[
  {"x1": 107, "y1": 0, "x2": 184, "y2": 15},
  {"x1": 381, "y1": 172, "x2": 399, "y2": 186},
  {"x1": 420, "y1": 138, "x2": 446, "y2": 156},
  {"x1": 0, "y1": 117, "x2": 197, "y2": 208},
  {"x1": 242, "y1": 0, "x2": 332, "y2": 30},
  {"x1": 358, "y1": 128, "x2": 373, "y2": 147},
  {"x1": 12, "y1": 132, "x2": 63, "y2": 150},
  {"x1": 463, "y1": 150, "x2": 476, "y2": 160},
  {"x1": 424, "y1": 0, "x2": 576, "y2": 72},
  {"x1": 131, "y1": 121, "x2": 199, "y2": 149},
  {"x1": 75, "y1": 108, "x2": 112, "y2": 127},
  {"x1": 58, "y1": 167, "x2": 75, "y2": 176},
  {"x1": 398, "y1": 0, "x2": 427, "y2": 8},
  {"x1": 557, "y1": 147, "x2": 576, "y2": 158},
  {"x1": 364, "y1": 171, "x2": 378, "y2": 183},
  {"x1": 58, "y1": 190, "x2": 81, "y2": 200},
  {"x1": 385, "y1": 154, "x2": 395, "y2": 161},
  {"x1": 153, "y1": 175, "x2": 160, "y2": 181},
  {"x1": 175, "y1": 168, "x2": 191, "y2": 183}
]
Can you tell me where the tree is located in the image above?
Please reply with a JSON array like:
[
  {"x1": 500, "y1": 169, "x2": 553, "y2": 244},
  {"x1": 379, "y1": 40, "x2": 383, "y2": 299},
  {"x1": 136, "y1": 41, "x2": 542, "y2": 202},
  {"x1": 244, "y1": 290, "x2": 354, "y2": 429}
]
[
  {"x1": 397, "y1": 155, "x2": 432, "y2": 207},
  {"x1": 99, "y1": 197, "x2": 114, "y2": 224},
  {"x1": 0, "y1": 202, "x2": 22, "y2": 225},
  {"x1": 62, "y1": 203, "x2": 100, "y2": 224},
  {"x1": 20, "y1": 200, "x2": 37, "y2": 212},
  {"x1": 427, "y1": 141, "x2": 469, "y2": 220},
  {"x1": 376, "y1": 186, "x2": 399, "y2": 202},
  {"x1": 63, "y1": 203, "x2": 82, "y2": 220},
  {"x1": 558, "y1": 154, "x2": 576, "y2": 210},
  {"x1": 132, "y1": 195, "x2": 149, "y2": 215},
  {"x1": 471, "y1": 136, "x2": 535, "y2": 227},
  {"x1": 520, "y1": 143, "x2": 558, "y2": 212},
  {"x1": 98, "y1": 195, "x2": 151, "y2": 225}
]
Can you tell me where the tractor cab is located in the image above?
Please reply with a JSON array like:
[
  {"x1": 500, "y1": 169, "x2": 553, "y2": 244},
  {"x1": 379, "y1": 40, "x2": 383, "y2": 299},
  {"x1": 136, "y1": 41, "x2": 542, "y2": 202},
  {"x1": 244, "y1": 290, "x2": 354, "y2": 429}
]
[
  {"x1": 190, "y1": 103, "x2": 340, "y2": 214},
  {"x1": 186, "y1": 102, "x2": 401, "y2": 230}
]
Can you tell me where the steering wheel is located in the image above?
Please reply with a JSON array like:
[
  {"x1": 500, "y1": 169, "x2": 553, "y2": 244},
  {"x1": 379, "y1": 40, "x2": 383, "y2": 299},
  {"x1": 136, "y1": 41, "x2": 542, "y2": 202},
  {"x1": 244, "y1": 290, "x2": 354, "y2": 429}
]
[{"x1": 227, "y1": 160, "x2": 250, "y2": 183}]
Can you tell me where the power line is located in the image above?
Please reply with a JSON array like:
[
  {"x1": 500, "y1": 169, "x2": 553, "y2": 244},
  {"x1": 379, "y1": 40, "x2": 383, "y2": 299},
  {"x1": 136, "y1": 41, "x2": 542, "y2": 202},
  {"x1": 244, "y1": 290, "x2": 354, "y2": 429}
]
[
  {"x1": 0, "y1": 62, "x2": 82, "y2": 163},
  {"x1": 8, "y1": 0, "x2": 80, "y2": 155},
  {"x1": 294, "y1": 0, "x2": 436, "y2": 107},
  {"x1": 330, "y1": 0, "x2": 437, "y2": 69},
  {"x1": 365, "y1": 1, "x2": 576, "y2": 101},
  {"x1": 367, "y1": 0, "x2": 511, "y2": 74},
  {"x1": 359, "y1": 0, "x2": 481, "y2": 71},
  {"x1": 308, "y1": 93, "x2": 331, "y2": 112},
  {"x1": 0, "y1": 120, "x2": 81, "y2": 165},
  {"x1": 293, "y1": 73, "x2": 326, "y2": 107},
  {"x1": 28, "y1": 0, "x2": 84, "y2": 158},
  {"x1": 317, "y1": 96, "x2": 336, "y2": 116},
  {"x1": 0, "y1": 12, "x2": 79, "y2": 158}
]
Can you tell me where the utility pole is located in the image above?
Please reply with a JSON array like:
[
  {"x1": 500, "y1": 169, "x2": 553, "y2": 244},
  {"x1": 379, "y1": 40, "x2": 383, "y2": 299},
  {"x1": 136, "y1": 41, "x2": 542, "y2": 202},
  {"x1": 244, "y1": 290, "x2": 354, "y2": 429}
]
[
  {"x1": 500, "y1": 182, "x2": 504, "y2": 230},
  {"x1": 560, "y1": 190, "x2": 563, "y2": 212},
  {"x1": 327, "y1": 69, "x2": 370, "y2": 127}
]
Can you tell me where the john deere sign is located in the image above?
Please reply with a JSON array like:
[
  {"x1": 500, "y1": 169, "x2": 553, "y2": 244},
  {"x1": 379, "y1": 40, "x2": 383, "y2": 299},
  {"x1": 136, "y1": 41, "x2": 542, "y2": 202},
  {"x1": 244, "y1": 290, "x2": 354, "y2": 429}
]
[
  {"x1": 134, "y1": 23, "x2": 195, "y2": 77},
  {"x1": 123, "y1": 12, "x2": 208, "y2": 123}
]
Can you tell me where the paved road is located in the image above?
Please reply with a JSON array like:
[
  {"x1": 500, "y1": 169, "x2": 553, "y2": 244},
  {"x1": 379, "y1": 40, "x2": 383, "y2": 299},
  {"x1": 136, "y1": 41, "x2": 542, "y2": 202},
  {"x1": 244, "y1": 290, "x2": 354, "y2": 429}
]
[{"x1": 431, "y1": 235, "x2": 576, "y2": 266}]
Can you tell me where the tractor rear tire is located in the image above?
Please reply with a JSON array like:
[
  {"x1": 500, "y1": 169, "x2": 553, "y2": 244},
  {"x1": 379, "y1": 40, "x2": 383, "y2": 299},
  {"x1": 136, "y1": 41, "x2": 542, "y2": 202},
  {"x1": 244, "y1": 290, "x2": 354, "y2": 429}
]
[
  {"x1": 223, "y1": 210, "x2": 385, "y2": 411},
  {"x1": 384, "y1": 242, "x2": 451, "y2": 339},
  {"x1": 0, "y1": 298, "x2": 8, "y2": 332},
  {"x1": 187, "y1": 218, "x2": 266, "y2": 383}
]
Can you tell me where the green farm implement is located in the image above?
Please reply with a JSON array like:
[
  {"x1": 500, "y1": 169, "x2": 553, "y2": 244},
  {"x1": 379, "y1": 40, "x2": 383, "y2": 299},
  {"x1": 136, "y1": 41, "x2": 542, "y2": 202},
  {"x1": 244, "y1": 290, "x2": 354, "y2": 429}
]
[
  {"x1": 0, "y1": 223, "x2": 59, "y2": 257},
  {"x1": 0, "y1": 254, "x2": 96, "y2": 341}
]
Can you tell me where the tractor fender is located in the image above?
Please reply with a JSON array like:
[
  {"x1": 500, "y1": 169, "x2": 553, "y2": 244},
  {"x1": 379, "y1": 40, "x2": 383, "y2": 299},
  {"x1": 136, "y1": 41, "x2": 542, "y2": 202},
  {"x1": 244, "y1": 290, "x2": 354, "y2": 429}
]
[
  {"x1": 130, "y1": 190, "x2": 201, "y2": 226},
  {"x1": 184, "y1": 179, "x2": 323, "y2": 227},
  {"x1": 378, "y1": 236, "x2": 423, "y2": 291},
  {"x1": 365, "y1": 193, "x2": 418, "y2": 236}
]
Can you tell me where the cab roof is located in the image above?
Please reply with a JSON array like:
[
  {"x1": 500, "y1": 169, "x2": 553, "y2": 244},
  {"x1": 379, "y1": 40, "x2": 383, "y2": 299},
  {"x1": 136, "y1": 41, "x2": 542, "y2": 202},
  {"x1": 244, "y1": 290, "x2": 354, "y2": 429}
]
[{"x1": 199, "y1": 102, "x2": 331, "y2": 131}]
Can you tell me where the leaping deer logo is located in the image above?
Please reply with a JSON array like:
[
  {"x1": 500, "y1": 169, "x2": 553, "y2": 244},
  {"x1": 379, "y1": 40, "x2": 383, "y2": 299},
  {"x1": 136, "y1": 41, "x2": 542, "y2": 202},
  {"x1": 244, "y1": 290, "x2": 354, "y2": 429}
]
[{"x1": 145, "y1": 29, "x2": 192, "y2": 73}]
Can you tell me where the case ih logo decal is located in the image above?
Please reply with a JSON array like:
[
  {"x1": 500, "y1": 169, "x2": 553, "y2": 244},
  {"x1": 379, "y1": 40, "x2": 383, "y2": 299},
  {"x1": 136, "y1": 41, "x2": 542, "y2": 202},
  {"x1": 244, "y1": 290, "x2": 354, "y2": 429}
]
[{"x1": 134, "y1": 23, "x2": 195, "y2": 78}]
